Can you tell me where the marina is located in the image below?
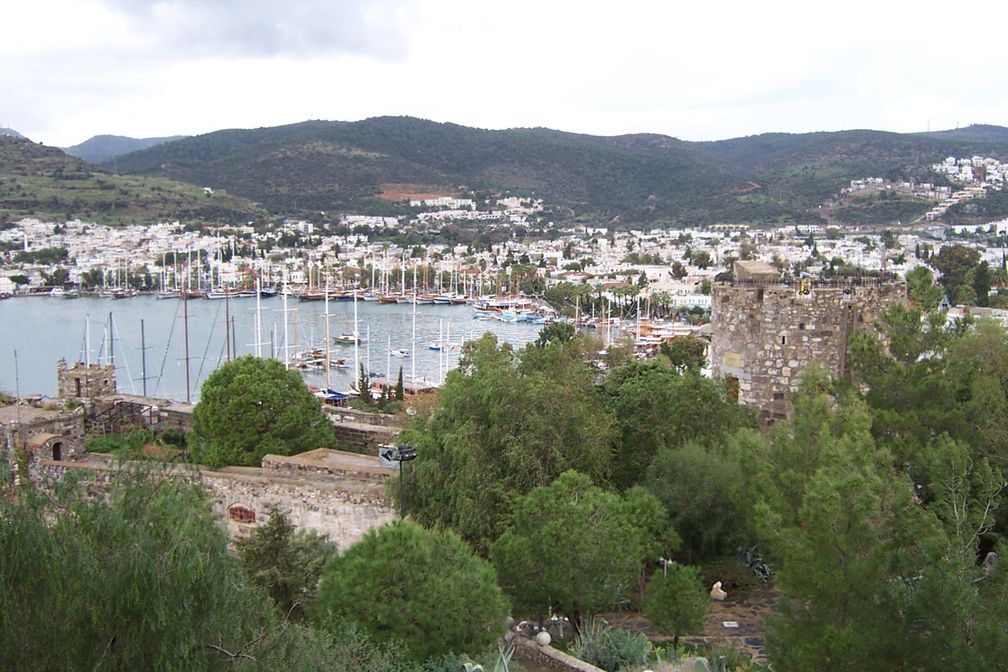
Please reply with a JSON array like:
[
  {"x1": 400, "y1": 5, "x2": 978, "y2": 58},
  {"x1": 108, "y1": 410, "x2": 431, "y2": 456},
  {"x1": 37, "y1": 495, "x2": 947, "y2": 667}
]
[{"x1": 0, "y1": 294, "x2": 546, "y2": 403}]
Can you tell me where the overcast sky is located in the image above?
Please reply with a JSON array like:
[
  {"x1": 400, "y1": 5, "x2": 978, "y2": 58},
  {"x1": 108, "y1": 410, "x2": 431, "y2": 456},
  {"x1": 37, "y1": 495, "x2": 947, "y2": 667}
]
[{"x1": 4, "y1": 0, "x2": 1007, "y2": 147}]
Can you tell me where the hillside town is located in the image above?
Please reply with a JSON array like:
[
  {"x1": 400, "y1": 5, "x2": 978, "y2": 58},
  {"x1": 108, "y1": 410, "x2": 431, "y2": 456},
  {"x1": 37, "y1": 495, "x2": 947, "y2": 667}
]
[{"x1": 3, "y1": 203, "x2": 1007, "y2": 314}]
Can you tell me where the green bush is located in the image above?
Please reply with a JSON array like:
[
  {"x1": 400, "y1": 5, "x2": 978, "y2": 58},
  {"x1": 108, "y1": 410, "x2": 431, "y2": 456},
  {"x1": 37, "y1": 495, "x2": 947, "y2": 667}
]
[
  {"x1": 643, "y1": 564, "x2": 708, "y2": 648},
  {"x1": 313, "y1": 520, "x2": 510, "y2": 662},
  {"x1": 570, "y1": 619, "x2": 652, "y2": 672}
]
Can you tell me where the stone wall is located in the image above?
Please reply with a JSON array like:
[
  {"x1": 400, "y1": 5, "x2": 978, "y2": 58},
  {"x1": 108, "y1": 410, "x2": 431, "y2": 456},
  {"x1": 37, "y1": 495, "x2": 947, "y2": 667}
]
[
  {"x1": 84, "y1": 394, "x2": 397, "y2": 454},
  {"x1": 710, "y1": 277, "x2": 905, "y2": 422},
  {"x1": 261, "y1": 449, "x2": 392, "y2": 485},
  {"x1": 507, "y1": 634, "x2": 605, "y2": 672},
  {"x1": 322, "y1": 407, "x2": 402, "y2": 454},
  {"x1": 28, "y1": 450, "x2": 396, "y2": 550},
  {"x1": 0, "y1": 405, "x2": 86, "y2": 477},
  {"x1": 204, "y1": 468, "x2": 394, "y2": 547},
  {"x1": 324, "y1": 406, "x2": 408, "y2": 430}
]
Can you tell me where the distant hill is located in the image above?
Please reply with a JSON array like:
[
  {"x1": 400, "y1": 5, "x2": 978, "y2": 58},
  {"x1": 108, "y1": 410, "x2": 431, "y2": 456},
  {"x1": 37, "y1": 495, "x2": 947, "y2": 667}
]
[
  {"x1": 916, "y1": 124, "x2": 1008, "y2": 145},
  {"x1": 0, "y1": 135, "x2": 264, "y2": 225},
  {"x1": 0, "y1": 127, "x2": 26, "y2": 140},
  {"x1": 64, "y1": 134, "x2": 188, "y2": 164},
  {"x1": 110, "y1": 117, "x2": 1008, "y2": 227}
]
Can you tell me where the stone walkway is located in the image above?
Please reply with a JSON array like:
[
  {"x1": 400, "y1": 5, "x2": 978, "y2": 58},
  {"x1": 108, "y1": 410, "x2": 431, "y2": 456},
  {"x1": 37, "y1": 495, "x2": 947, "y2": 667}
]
[{"x1": 602, "y1": 585, "x2": 779, "y2": 666}]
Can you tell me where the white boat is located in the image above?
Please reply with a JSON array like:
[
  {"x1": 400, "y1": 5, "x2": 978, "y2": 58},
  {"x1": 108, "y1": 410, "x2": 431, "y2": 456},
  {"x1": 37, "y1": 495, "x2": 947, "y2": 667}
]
[
  {"x1": 333, "y1": 333, "x2": 365, "y2": 345},
  {"x1": 389, "y1": 348, "x2": 409, "y2": 358}
]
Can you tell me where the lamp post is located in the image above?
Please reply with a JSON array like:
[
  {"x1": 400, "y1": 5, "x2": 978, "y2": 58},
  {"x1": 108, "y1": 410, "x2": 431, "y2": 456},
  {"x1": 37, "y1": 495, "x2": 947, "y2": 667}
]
[{"x1": 394, "y1": 444, "x2": 417, "y2": 519}]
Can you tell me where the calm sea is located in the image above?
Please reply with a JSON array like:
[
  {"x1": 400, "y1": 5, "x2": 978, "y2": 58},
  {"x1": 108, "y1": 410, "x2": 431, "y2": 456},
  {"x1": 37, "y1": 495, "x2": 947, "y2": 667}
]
[{"x1": 0, "y1": 295, "x2": 542, "y2": 402}]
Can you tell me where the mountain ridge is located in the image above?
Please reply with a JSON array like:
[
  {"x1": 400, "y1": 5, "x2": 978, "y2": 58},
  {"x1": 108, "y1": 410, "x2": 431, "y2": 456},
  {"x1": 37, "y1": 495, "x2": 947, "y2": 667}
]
[
  {"x1": 0, "y1": 135, "x2": 264, "y2": 225},
  {"x1": 64, "y1": 134, "x2": 189, "y2": 164},
  {"x1": 107, "y1": 117, "x2": 1008, "y2": 226}
]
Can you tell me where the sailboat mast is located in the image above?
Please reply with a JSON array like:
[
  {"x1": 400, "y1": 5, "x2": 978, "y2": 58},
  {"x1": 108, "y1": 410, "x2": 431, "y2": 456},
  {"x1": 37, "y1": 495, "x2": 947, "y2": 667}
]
[
  {"x1": 282, "y1": 281, "x2": 290, "y2": 369},
  {"x1": 224, "y1": 293, "x2": 232, "y2": 361},
  {"x1": 324, "y1": 277, "x2": 331, "y2": 390},
  {"x1": 183, "y1": 292, "x2": 191, "y2": 404},
  {"x1": 353, "y1": 289, "x2": 360, "y2": 383},
  {"x1": 411, "y1": 291, "x2": 417, "y2": 382},
  {"x1": 140, "y1": 319, "x2": 147, "y2": 397},
  {"x1": 255, "y1": 277, "x2": 263, "y2": 358}
]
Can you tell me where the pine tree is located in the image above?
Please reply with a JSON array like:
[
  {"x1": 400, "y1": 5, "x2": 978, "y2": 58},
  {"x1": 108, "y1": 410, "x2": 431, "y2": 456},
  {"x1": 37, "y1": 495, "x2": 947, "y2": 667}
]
[
  {"x1": 356, "y1": 363, "x2": 370, "y2": 404},
  {"x1": 396, "y1": 366, "x2": 404, "y2": 401}
]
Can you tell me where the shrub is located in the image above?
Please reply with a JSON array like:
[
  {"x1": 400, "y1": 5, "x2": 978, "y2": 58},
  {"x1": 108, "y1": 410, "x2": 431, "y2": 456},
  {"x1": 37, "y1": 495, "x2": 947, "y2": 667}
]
[
  {"x1": 313, "y1": 520, "x2": 510, "y2": 662},
  {"x1": 643, "y1": 563, "x2": 708, "y2": 648},
  {"x1": 570, "y1": 618, "x2": 652, "y2": 672}
]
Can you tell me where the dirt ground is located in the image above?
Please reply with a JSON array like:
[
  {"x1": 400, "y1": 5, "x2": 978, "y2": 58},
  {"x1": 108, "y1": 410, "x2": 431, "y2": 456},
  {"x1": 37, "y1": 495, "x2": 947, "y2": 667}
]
[{"x1": 602, "y1": 584, "x2": 780, "y2": 666}]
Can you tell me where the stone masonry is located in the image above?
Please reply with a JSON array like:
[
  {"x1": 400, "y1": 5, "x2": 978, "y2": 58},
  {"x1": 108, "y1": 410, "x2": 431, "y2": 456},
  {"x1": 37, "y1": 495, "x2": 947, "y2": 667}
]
[
  {"x1": 710, "y1": 262, "x2": 905, "y2": 423},
  {"x1": 28, "y1": 448, "x2": 396, "y2": 549},
  {"x1": 57, "y1": 359, "x2": 118, "y2": 399},
  {"x1": 0, "y1": 403, "x2": 85, "y2": 477}
]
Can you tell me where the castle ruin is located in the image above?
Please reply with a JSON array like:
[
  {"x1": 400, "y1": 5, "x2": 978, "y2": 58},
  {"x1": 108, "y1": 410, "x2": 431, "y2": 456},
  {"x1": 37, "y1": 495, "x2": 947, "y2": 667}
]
[{"x1": 710, "y1": 261, "x2": 905, "y2": 423}]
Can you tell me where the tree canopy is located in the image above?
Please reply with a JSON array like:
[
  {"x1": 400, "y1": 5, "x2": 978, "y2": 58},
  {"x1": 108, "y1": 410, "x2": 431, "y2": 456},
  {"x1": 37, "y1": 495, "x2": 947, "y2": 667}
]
[
  {"x1": 191, "y1": 356, "x2": 337, "y2": 467},
  {"x1": 313, "y1": 520, "x2": 510, "y2": 661},
  {"x1": 742, "y1": 369, "x2": 1008, "y2": 671},
  {"x1": 490, "y1": 470, "x2": 667, "y2": 624},
  {"x1": 643, "y1": 563, "x2": 708, "y2": 648},
  {"x1": 601, "y1": 360, "x2": 754, "y2": 490},
  {"x1": 0, "y1": 469, "x2": 362, "y2": 672},
  {"x1": 401, "y1": 334, "x2": 615, "y2": 550},
  {"x1": 235, "y1": 505, "x2": 336, "y2": 621}
]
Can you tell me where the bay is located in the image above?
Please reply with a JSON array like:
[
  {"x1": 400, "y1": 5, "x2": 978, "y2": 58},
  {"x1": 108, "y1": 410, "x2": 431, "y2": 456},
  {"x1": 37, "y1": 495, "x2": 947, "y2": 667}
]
[{"x1": 0, "y1": 295, "x2": 543, "y2": 402}]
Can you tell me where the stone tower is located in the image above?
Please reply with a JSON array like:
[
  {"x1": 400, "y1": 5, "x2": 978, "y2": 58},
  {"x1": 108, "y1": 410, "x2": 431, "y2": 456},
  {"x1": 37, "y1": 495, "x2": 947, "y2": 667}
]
[
  {"x1": 57, "y1": 358, "x2": 117, "y2": 399},
  {"x1": 709, "y1": 261, "x2": 905, "y2": 424}
]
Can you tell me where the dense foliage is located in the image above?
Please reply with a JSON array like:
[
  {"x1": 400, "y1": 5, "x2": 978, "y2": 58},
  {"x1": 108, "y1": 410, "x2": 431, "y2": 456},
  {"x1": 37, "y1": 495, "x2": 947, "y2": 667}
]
[
  {"x1": 570, "y1": 619, "x2": 655, "y2": 672},
  {"x1": 401, "y1": 334, "x2": 615, "y2": 551},
  {"x1": 0, "y1": 470, "x2": 367, "y2": 672},
  {"x1": 236, "y1": 505, "x2": 336, "y2": 620},
  {"x1": 490, "y1": 470, "x2": 669, "y2": 623},
  {"x1": 191, "y1": 355, "x2": 338, "y2": 467},
  {"x1": 743, "y1": 360, "x2": 1008, "y2": 671},
  {"x1": 601, "y1": 360, "x2": 755, "y2": 490},
  {"x1": 313, "y1": 520, "x2": 510, "y2": 661}
]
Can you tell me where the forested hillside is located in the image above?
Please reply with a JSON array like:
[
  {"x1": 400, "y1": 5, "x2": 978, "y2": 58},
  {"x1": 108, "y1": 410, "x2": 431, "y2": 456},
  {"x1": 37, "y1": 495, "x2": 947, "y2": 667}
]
[{"x1": 110, "y1": 117, "x2": 1008, "y2": 226}]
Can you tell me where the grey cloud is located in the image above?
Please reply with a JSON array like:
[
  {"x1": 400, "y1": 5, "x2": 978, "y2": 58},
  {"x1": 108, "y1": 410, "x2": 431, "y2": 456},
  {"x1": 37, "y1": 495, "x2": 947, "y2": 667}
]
[{"x1": 101, "y1": 0, "x2": 416, "y2": 59}]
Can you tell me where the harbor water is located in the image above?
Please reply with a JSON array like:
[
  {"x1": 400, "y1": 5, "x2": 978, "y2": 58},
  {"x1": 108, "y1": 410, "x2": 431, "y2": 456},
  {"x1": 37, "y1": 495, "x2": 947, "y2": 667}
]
[{"x1": 0, "y1": 295, "x2": 543, "y2": 402}]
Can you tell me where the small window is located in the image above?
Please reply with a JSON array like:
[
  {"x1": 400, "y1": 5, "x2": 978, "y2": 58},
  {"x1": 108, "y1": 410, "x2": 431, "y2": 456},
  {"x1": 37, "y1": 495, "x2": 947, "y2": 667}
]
[
  {"x1": 798, "y1": 322, "x2": 805, "y2": 330},
  {"x1": 781, "y1": 336, "x2": 786, "y2": 345},
  {"x1": 227, "y1": 505, "x2": 256, "y2": 524},
  {"x1": 726, "y1": 376, "x2": 740, "y2": 401},
  {"x1": 772, "y1": 391, "x2": 785, "y2": 401}
]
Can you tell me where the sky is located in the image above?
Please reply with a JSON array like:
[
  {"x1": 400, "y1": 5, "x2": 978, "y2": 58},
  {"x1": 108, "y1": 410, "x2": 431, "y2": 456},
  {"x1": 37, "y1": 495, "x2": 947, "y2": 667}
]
[{"x1": 4, "y1": 0, "x2": 1008, "y2": 147}]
